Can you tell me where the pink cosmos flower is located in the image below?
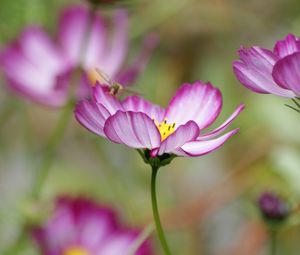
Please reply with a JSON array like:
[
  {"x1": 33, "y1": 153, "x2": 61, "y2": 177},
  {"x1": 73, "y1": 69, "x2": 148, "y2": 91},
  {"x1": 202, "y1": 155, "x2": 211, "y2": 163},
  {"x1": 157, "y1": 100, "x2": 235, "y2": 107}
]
[
  {"x1": 75, "y1": 81, "x2": 244, "y2": 158},
  {"x1": 233, "y1": 34, "x2": 300, "y2": 98},
  {"x1": 32, "y1": 196, "x2": 151, "y2": 255},
  {"x1": 0, "y1": 5, "x2": 157, "y2": 107}
]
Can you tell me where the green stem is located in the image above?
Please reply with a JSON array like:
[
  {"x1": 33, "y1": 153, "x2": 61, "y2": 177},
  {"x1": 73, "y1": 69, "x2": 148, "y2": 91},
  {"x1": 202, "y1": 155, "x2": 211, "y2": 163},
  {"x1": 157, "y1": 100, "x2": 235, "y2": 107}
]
[
  {"x1": 270, "y1": 229, "x2": 277, "y2": 255},
  {"x1": 32, "y1": 101, "x2": 73, "y2": 199},
  {"x1": 2, "y1": 102, "x2": 73, "y2": 255},
  {"x1": 3, "y1": 228, "x2": 28, "y2": 255},
  {"x1": 0, "y1": 98, "x2": 18, "y2": 136},
  {"x1": 150, "y1": 166, "x2": 172, "y2": 255}
]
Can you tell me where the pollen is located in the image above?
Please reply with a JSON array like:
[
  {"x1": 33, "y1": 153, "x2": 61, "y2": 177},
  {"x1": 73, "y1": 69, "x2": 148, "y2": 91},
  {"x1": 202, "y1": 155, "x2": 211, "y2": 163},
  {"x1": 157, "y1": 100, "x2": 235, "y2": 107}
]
[
  {"x1": 87, "y1": 68, "x2": 110, "y2": 87},
  {"x1": 87, "y1": 69, "x2": 99, "y2": 86},
  {"x1": 63, "y1": 247, "x2": 90, "y2": 255},
  {"x1": 154, "y1": 118, "x2": 176, "y2": 141}
]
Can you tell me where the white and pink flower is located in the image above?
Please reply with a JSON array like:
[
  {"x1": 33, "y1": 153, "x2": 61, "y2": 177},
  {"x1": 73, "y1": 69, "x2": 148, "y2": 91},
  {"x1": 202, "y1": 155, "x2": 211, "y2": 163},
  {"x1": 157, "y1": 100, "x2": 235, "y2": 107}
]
[
  {"x1": 32, "y1": 196, "x2": 151, "y2": 255},
  {"x1": 233, "y1": 34, "x2": 300, "y2": 98},
  {"x1": 75, "y1": 81, "x2": 244, "y2": 157},
  {"x1": 0, "y1": 5, "x2": 157, "y2": 107}
]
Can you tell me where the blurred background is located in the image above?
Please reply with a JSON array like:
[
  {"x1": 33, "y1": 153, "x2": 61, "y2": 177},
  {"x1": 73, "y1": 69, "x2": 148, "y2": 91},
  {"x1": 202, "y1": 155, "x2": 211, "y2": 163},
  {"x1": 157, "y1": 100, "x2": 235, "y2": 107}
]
[{"x1": 1, "y1": 0, "x2": 300, "y2": 254}]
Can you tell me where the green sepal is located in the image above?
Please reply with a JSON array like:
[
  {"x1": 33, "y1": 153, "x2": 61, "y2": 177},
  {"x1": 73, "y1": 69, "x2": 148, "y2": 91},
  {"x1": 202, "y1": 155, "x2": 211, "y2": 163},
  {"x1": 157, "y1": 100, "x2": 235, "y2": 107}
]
[
  {"x1": 136, "y1": 149, "x2": 177, "y2": 169},
  {"x1": 137, "y1": 149, "x2": 149, "y2": 164}
]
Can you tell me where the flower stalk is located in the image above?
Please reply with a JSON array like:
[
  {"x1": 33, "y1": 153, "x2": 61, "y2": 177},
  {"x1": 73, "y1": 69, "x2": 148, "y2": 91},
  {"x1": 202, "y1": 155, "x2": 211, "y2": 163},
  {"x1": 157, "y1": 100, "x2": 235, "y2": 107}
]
[
  {"x1": 32, "y1": 101, "x2": 73, "y2": 199},
  {"x1": 270, "y1": 229, "x2": 277, "y2": 255},
  {"x1": 3, "y1": 227, "x2": 28, "y2": 255},
  {"x1": 150, "y1": 165, "x2": 172, "y2": 255},
  {"x1": 257, "y1": 191, "x2": 290, "y2": 255}
]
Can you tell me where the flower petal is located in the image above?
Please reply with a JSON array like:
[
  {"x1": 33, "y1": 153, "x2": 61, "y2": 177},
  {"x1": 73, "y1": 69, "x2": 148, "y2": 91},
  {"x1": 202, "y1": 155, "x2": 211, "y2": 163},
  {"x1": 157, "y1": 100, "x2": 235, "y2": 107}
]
[
  {"x1": 70, "y1": 198, "x2": 118, "y2": 250},
  {"x1": 165, "y1": 81, "x2": 222, "y2": 129},
  {"x1": 100, "y1": 9, "x2": 128, "y2": 77},
  {"x1": 233, "y1": 61, "x2": 269, "y2": 94},
  {"x1": 233, "y1": 46, "x2": 294, "y2": 97},
  {"x1": 19, "y1": 26, "x2": 68, "y2": 74},
  {"x1": 58, "y1": 5, "x2": 107, "y2": 67},
  {"x1": 273, "y1": 34, "x2": 300, "y2": 58},
  {"x1": 100, "y1": 233, "x2": 138, "y2": 255},
  {"x1": 176, "y1": 129, "x2": 239, "y2": 157},
  {"x1": 122, "y1": 95, "x2": 165, "y2": 122},
  {"x1": 32, "y1": 198, "x2": 76, "y2": 254},
  {"x1": 93, "y1": 84, "x2": 123, "y2": 114},
  {"x1": 103, "y1": 111, "x2": 160, "y2": 149},
  {"x1": 272, "y1": 52, "x2": 300, "y2": 95},
  {"x1": 116, "y1": 33, "x2": 159, "y2": 86},
  {"x1": 199, "y1": 104, "x2": 245, "y2": 140},
  {"x1": 156, "y1": 121, "x2": 200, "y2": 156},
  {"x1": 0, "y1": 26, "x2": 69, "y2": 106},
  {"x1": 75, "y1": 100, "x2": 110, "y2": 136}
]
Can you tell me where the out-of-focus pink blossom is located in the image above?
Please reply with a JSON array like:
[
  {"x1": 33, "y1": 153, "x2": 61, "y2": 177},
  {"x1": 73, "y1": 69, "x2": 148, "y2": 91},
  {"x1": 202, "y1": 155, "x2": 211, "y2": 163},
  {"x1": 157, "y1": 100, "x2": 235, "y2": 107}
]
[
  {"x1": 233, "y1": 34, "x2": 300, "y2": 98},
  {"x1": 0, "y1": 5, "x2": 157, "y2": 107},
  {"x1": 75, "y1": 81, "x2": 244, "y2": 157},
  {"x1": 32, "y1": 196, "x2": 151, "y2": 255}
]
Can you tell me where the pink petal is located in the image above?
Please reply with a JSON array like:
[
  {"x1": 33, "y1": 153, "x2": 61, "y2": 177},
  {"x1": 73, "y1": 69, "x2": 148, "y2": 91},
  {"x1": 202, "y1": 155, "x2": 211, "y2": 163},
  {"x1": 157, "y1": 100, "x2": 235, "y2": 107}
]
[
  {"x1": 93, "y1": 84, "x2": 123, "y2": 114},
  {"x1": 0, "y1": 26, "x2": 69, "y2": 106},
  {"x1": 273, "y1": 34, "x2": 300, "y2": 58},
  {"x1": 165, "y1": 81, "x2": 222, "y2": 129},
  {"x1": 74, "y1": 100, "x2": 110, "y2": 136},
  {"x1": 103, "y1": 111, "x2": 160, "y2": 149},
  {"x1": 33, "y1": 199, "x2": 76, "y2": 254},
  {"x1": 176, "y1": 129, "x2": 239, "y2": 157},
  {"x1": 70, "y1": 198, "x2": 118, "y2": 250},
  {"x1": 100, "y1": 233, "x2": 137, "y2": 255},
  {"x1": 116, "y1": 33, "x2": 159, "y2": 86},
  {"x1": 19, "y1": 26, "x2": 68, "y2": 74},
  {"x1": 233, "y1": 61, "x2": 269, "y2": 94},
  {"x1": 58, "y1": 5, "x2": 107, "y2": 68},
  {"x1": 100, "y1": 9, "x2": 128, "y2": 77},
  {"x1": 122, "y1": 95, "x2": 165, "y2": 122},
  {"x1": 272, "y1": 52, "x2": 300, "y2": 95},
  {"x1": 74, "y1": 71, "x2": 93, "y2": 100},
  {"x1": 233, "y1": 46, "x2": 294, "y2": 97},
  {"x1": 156, "y1": 121, "x2": 200, "y2": 156},
  {"x1": 199, "y1": 104, "x2": 245, "y2": 140}
]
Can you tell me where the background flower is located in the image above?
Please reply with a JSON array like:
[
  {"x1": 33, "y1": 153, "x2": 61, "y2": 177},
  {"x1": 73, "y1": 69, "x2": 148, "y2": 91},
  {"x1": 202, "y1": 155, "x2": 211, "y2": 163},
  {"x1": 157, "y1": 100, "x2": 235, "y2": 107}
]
[
  {"x1": 233, "y1": 34, "x2": 300, "y2": 98},
  {"x1": 32, "y1": 196, "x2": 151, "y2": 255},
  {"x1": 0, "y1": 4, "x2": 157, "y2": 107}
]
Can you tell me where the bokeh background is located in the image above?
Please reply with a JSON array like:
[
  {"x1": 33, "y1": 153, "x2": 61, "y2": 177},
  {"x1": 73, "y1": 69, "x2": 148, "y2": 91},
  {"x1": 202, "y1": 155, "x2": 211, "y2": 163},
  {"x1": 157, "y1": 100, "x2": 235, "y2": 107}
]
[{"x1": 1, "y1": 0, "x2": 300, "y2": 254}]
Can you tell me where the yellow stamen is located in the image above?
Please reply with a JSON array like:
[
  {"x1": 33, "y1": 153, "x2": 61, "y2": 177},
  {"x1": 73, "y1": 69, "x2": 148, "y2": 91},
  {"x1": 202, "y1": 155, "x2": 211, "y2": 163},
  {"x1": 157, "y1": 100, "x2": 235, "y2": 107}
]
[
  {"x1": 154, "y1": 118, "x2": 176, "y2": 141},
  {"x1": 87, "y1": 68, "x2": 110, "y2": 87},
  {"x1": 87, "y1": 69, "x2": 99, "y2": 86},
  {"x1": 63, "y1": 247, "x2": 89, "y2": 255}
]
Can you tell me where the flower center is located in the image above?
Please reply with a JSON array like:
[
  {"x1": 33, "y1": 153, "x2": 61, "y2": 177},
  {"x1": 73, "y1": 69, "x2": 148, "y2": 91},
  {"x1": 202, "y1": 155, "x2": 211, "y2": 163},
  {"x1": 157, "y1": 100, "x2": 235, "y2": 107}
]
[
  {"x1": 87, "y1": 68, "x2": 110, "y2": 86},
  {"x1": 154, "y1": 119, "x2": 176, "y2": 141},
  {"x1": 63, "y1": 247, "x2": 90, "y2": 255},
  {"x1": 87, "y1": 69, "x2": 101, "y2": 86}
]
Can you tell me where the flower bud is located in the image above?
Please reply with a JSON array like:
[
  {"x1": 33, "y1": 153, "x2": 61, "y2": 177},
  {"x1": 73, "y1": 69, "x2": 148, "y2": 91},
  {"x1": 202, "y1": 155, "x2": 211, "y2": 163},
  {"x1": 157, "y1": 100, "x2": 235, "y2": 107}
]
[{"x1": 257, "y1": 191, "x2": 289, "y2": 221}]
